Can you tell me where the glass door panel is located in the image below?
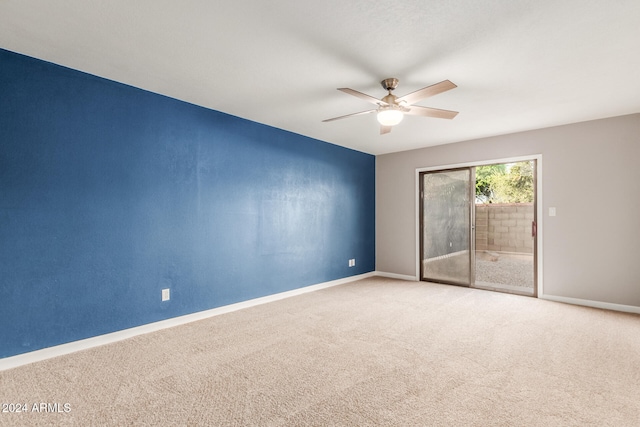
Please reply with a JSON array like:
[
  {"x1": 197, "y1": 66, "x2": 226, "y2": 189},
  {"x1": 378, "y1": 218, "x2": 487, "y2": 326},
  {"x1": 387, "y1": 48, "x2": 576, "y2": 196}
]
[
  {"x1": 473, "y1": 160, "x2": 536, "y2": 296},
  {"x1": 421, "y1": 169, "x2": 473, "y2": 286}
]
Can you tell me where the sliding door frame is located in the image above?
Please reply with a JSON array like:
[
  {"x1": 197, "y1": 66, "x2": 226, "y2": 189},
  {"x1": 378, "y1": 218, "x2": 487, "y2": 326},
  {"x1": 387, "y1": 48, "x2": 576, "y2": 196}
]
[{"x1": 415, "y1": 154, "x2": 543, "y2": 297}]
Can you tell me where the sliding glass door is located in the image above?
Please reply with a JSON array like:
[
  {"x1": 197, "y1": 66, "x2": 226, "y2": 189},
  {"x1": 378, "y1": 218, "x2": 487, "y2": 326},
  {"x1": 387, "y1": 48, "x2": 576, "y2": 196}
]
[
  {"x1": 420, "y1": 168, "x2": 474, "y2": 286},
  {"x1": 419, "y1": 160, "x2": 538, "y2": 296}
]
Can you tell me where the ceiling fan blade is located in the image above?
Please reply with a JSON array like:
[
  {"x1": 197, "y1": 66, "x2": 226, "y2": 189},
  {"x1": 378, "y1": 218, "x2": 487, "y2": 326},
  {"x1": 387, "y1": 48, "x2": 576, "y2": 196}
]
[
  {"x1": 338, "y1": 88, "x2": 388, "y2": 106},
  {"x1": 405, "y1": 105, "x2": 459, "y2": 120},
  {"x1": 396, "y1": 80, "x2": 457, "y2": 106},
  {"x1": 322, "y1": 109, "x2": 376, "y2": 122},
  {"x1": 380, "y1": 125, "x2": 392, "y2": 135}
]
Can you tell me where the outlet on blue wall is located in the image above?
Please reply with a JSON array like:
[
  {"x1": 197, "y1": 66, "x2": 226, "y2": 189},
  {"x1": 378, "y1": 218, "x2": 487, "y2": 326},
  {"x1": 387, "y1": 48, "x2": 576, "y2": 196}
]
[{"x1": 0, "y1": 48, "x2": 375, "y2": 358}]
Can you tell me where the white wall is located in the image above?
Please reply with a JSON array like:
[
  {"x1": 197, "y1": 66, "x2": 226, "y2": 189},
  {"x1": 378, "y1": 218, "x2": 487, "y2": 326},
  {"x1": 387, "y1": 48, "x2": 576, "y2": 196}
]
[{"x1": 376, "y1": 113, "x2": 640, "y2": 308}]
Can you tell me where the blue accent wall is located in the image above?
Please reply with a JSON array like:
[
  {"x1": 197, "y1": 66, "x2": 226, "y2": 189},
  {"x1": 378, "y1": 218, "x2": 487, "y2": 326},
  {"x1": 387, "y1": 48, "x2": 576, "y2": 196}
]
[{"x1": 0, "y1": 48, "x2": 375, "y2": 358}]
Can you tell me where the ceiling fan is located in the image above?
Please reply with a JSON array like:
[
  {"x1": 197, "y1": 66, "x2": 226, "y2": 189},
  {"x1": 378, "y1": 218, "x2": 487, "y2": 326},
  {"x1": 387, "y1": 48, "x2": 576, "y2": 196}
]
[{"x1": 323, "y1": 78, "x2": 458, "y2": 134}]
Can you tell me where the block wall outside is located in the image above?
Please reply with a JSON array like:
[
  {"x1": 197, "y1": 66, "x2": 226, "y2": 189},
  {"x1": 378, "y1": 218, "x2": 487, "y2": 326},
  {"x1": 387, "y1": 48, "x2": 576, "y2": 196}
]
[{"x1": 475, "y1": 203, "x2": 534, "y2": 254}]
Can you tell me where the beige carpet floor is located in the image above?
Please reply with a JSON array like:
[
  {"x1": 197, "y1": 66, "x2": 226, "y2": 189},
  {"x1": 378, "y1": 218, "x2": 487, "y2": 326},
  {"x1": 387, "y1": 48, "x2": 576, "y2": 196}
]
[{"x1": 1, "y1": 276, "x2": 639, "y2": 426}]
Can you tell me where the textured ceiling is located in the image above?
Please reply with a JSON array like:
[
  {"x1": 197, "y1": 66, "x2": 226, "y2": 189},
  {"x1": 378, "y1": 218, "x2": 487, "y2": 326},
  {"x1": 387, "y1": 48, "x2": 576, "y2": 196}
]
[{"x1": 1, "y1": 0, "x2": 639, "y2": 155}]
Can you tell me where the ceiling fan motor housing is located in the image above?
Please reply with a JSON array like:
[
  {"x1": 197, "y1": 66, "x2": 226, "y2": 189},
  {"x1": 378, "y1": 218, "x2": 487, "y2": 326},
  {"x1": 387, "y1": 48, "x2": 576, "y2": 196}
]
[{"x1": 381, "y1": 93, "x2": 398, "y2": 105}]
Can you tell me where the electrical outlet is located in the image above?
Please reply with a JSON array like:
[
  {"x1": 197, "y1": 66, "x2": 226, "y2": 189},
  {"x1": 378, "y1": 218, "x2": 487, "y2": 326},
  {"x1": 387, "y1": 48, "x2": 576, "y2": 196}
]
[
  {"x1": 162, "y1": 288, "x2": 170, "y2": 301},
  {"x1": 349, "y1": 259, "x2": 356, "y2": 267}
]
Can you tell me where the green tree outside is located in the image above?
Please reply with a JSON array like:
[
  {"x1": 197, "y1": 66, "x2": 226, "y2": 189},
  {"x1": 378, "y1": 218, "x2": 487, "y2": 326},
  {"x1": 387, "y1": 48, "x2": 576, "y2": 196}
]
[{"x1": 476, "y1": 161, "x2": 534, "y2": 203}]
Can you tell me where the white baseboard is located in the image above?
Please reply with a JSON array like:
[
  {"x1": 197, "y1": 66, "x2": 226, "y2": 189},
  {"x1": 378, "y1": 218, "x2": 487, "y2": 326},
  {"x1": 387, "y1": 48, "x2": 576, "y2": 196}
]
[
  {"x1": 540, "y1": 294, "x2": 640, "y2": 314},
  {"x1": 0, "y1": 272, "x2": 375, "y2": 372},
  {"x1": 374, "y1": 273, "x2": 640, "y2": 314},
  {"x1": 9, "y1": 273, "x2": 632, "y2": 372},
  {"x1": 375, "y1": 271, "x2": 418, "y2": 281},
  {"x1": 375, "y1": 272, "x2": 640, "y2": 314}
]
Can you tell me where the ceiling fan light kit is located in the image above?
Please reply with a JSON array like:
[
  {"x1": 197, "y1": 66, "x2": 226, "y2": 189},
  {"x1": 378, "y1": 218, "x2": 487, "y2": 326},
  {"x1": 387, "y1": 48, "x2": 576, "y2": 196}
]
[
  {"x1": 376, "y1": 107, "x2": 404, "y2": 126},
  {"x1": 324, "y1": 78, "x2": 458, "y2": 135}
]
